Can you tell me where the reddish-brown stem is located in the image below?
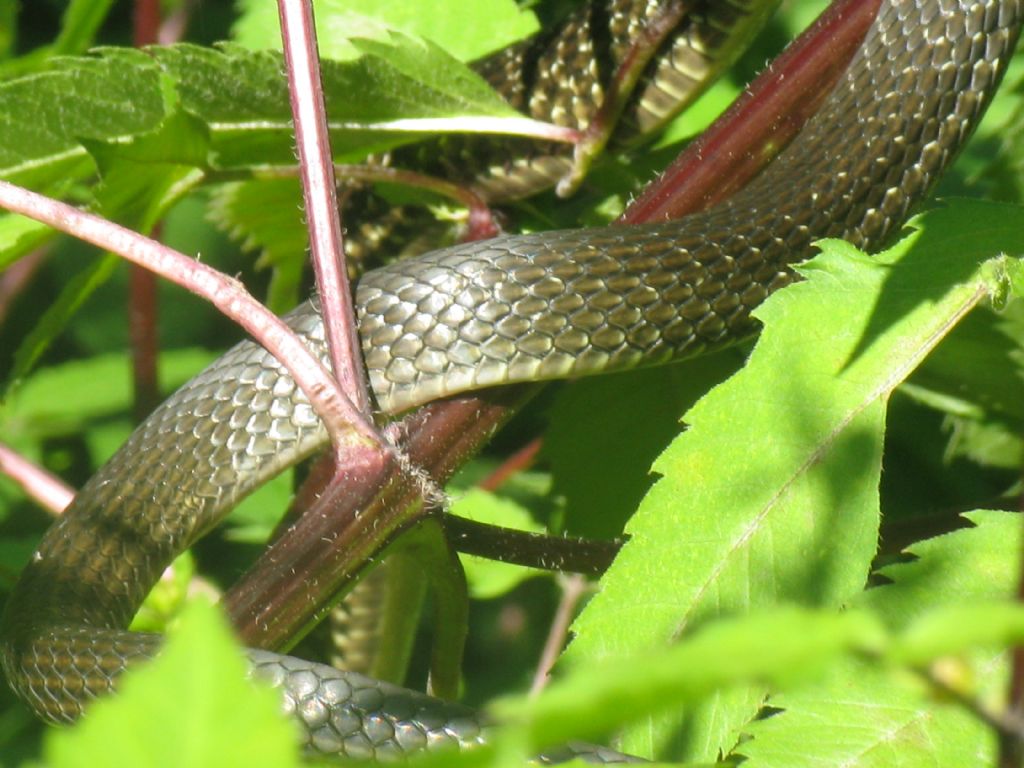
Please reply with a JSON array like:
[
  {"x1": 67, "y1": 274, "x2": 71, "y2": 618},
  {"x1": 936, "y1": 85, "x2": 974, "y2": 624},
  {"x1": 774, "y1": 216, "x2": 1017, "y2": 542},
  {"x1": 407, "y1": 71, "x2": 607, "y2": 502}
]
[
  {"x1": 0, "y1": 442, "x2": 74, "y2": 516},
  {"x1": 478, "y1": 437, "x2": 542, "y2": 492},
  {"x1": 278, "y1": 0, "x2": 372, "y2": 420},
  {"x1": 128, "y1": 0, "x2": 163, "y2": 422},
  {"x1": 128, "y1": 261, "x2": 160, "y2": 421},
  {"x1": 622, "y1": 0, "x2": 880, "y2": 224},
  {"x1": 133, "y1": 0, "x2": 160, "y2": 44},
  {"x1": 225, "y1": 386, "x2": 537, "y2": 649}
]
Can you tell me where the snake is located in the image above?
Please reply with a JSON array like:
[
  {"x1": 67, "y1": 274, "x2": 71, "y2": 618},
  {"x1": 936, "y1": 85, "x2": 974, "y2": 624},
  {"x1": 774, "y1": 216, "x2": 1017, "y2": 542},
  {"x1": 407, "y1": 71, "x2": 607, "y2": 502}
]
[
  {"x1": 344, "y1": 0, "x2": 778, "y2": 265},
  {"x1": 2, "y1": 0, "x2": 1022, "y2": 761}
]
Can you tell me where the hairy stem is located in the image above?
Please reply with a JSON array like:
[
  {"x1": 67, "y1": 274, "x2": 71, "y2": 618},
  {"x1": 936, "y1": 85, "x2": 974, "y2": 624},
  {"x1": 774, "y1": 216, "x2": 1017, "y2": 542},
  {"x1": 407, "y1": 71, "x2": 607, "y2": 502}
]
[{"x1": 278, "y1": 0, "x2": 372, "y2": 422}]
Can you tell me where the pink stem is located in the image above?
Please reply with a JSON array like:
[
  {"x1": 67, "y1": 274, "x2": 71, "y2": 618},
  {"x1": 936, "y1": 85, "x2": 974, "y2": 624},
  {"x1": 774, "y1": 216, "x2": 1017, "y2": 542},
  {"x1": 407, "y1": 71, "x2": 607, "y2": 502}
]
[
  {"x1": 278, "y1": 0, "x2": 373, "y2": 420},
  {"x1": 530, "y1": 574, "x2": 588, "y2": 694},
  {"x1": 0, "y1": 442, "x2": 74, "y2": 516},
  {"x1": 0, "y1": 180, "x2": 380, "y2": 455}
]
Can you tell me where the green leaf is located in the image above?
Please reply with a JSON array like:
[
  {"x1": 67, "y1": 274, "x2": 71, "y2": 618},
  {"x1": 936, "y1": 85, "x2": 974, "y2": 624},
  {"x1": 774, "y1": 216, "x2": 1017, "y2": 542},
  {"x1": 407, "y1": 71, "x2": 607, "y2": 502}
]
[
  {"x1": 348, "y1": 32, "x2": 519, "y2": 115},
  {"x1": 491, "y1": 607, "x2": 887, "y2": 756},
  {"x1": 150, "y1": 42, "x2": 522, "y2": 169},
  {"x1": 0, "y1": 50, "x2": 168, "y2": 188},
  {"x1": 0, "y1": 40, "x2": 527, "y2": 191},
  {"x1": 206, "y1": 178, "x2": 307, "y2": 311},
  {"x1": 740, "y1": 511, "x2": 1024, "y2": 767},
  {"x1": 44, "y1": 601, "x2": 301, "y2": 768},
  {"x1": 859, "y1": 509, "x2": 1023, "y2": 626},
  {"x1": 563, "y1": 200, "x2": 1024, "y2": 761},
  {"x1": 232, "y1": 0, "x2": 538, "y2": 62},
  {"x1": 545, "y1": 351, "x2": 744, "y2": 540},
  {"x1": 207, "y1": 179, "x2": 305, "y2": 261},
  {"x1": 87, "y1": 107, "x2": 210, "y2": 230},
  {"x1": 737, "y1": 658, "x2": 987, "y2": 768}
]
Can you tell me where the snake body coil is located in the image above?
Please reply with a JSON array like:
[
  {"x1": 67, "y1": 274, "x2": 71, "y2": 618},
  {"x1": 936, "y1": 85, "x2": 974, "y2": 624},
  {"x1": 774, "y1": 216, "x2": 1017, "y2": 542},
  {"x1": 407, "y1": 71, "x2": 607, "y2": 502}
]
[{"x1": 2, "y1": 0, "x2": 1022, "y2": 760}]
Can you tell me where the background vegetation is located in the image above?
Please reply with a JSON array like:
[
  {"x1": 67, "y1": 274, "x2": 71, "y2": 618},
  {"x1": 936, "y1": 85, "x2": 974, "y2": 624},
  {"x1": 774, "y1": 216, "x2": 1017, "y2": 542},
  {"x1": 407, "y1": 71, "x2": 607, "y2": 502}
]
[{"x1": 1, "y1": 0, "x2": 1024, "y2": 765}]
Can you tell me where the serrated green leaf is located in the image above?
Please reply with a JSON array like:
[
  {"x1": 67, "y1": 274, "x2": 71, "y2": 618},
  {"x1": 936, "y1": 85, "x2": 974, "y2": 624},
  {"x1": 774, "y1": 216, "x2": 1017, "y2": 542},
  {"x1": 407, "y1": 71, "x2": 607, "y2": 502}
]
[
  {"x1": 150, "y1": 42, "x2": 522, "y2": 169},
  {"x1": 491, "y1": 608, "x2": 886, "y2": 755},
  {"x1": 205, "y1": 177, "x2": 309, "y2": 313},
  {"x1": 348, "y1": 32, "x2": 517, "y2": 115},
  {"x1": 740, "y1": 510, "x2": 1024, "y2": 767},
  {"x1": 545, "y1": 351, "x2": 744, "y2": 540},
  {"x1": 44, "y1": 600, "x2": 300, "y2": 768},
  {"x1": 859, "y1": 509, "x2": 1023, "y2": 626},
  {"x1": 232, "y1": 0, "x2": 538, "y2": 62},
  {"x1": 88, "y1": 108, "x2": 210, "y2": 230},
  {"x1": 206, "y1": 179, "x2": 307, "y2": 279},
  {"x1": 563, "y1": 201, "x2": 1024, "y2": 761},
  {"x1": 0, "y1": 40, "x2": 530, "y2": 194},
  {"x1": 737, "y1": 659, "x2": 986, "y2": 768},
  {"x1": 0, "y1": 50, "x2": 168, "y2": 188}
]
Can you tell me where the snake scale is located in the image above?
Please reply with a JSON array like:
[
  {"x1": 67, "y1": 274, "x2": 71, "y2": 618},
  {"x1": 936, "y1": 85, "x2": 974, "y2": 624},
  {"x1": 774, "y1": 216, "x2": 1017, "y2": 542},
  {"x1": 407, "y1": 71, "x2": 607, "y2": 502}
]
[{"x1": 2, "y1": 0, "x2": 1022, "y2": 761}]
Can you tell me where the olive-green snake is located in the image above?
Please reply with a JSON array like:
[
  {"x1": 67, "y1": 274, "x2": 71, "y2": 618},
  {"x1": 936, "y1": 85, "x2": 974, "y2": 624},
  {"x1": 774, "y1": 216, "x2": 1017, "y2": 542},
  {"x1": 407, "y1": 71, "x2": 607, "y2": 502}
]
[{"x1": 2, "y1": 0, "x2": 1022, "y2": 761}]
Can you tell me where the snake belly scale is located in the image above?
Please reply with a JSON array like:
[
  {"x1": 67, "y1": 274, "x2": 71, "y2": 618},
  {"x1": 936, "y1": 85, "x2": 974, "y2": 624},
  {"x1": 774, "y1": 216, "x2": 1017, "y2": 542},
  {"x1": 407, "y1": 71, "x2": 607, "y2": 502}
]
[{"x1": 2, "y1": 0, "x2": 1022, "y2": 760}]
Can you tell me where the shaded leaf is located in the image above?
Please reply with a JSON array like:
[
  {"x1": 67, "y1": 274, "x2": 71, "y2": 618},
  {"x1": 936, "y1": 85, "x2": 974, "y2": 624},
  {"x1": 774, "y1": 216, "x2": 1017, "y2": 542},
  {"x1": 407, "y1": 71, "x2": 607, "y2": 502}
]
[{"x1": 545, "y1": 350, "x2": 744, "y2": 540}]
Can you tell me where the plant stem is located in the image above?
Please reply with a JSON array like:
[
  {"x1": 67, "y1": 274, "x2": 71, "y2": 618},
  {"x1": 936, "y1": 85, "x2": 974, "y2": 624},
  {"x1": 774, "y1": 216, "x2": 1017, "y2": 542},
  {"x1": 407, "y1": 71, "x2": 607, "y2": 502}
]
[
  {"x1": 531, "y1": 574, "x2": 589, "y2": 695},
  {"x1": 0, "y1": 442, "x2": 74, "y2": 516},
  {"x1": 0, "y1": 180, "x2": 379, "y2": 452},
  {"x1": 622, "y1": 0, "x2": 879, "y2": 224},
  {"x1": 128, "y1": 0, "x2": 163, "y2": 422},
  {"x1": 278, "y1": 0, "x2": 373, "y2": 423}
]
